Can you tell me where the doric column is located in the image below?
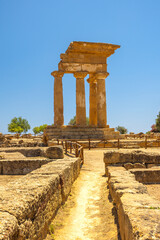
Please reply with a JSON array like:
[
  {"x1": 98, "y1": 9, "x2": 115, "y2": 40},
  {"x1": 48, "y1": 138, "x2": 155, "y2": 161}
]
[
  {"x1": 51, "y1": 71, "x2": 64, "y2": 126},
  {"x1": 74, "y1": 72, "x2": 88, "y2": 126},
  {"x1": 87, "y1": 75, "x2": 97, "y2": 126},
  {"x1": 96, "y1": 72, "x2": 109, "y2": 127}
]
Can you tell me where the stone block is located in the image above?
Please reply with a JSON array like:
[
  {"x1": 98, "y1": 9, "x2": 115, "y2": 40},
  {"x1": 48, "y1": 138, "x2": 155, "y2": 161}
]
[
  {"x1": 44, "y1": 146, "x2": 64, "y2": 159},
  {"x1": 0, "y1": 157, "x2": 81, "y2": 239},
  {"x1": 104, "y1": 149, "x2": 160, "y2": 166},
  {"x1": 60, "y1": 52, "x2": 106, "y2": 64},
  {"x1": 130, "y1": 168, "x2": 160, "y2": 183},
  {"x1": 107, "y1": 166, "x2": 160, "y2": 239},
  {"x1": 0, "y1": 211, "x2": 19, "y2": 240}
]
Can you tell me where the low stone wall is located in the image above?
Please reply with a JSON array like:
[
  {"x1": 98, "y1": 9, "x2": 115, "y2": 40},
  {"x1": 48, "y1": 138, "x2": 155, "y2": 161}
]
[
  {"x1": 0, "y1": 146, "x2": 64, "y2": 175},
  {"x1": 0, "y1": 146, "x2": 64, "y2": 158},
  {"x1": 0, "y1": 159, "x2": 53, "y2": 175},
  {"x1": 0, "y1": 157, "x2": 81, "y2": 240},
  {"x1": 107, "y1": 166, "x2": 160, "y2": 239},
  {"x1": 130, "y1": 168, "x2": 160, "y2": 184},
  {"x1": 104, "y1": 149, "x2": 160, "y2": 174}
]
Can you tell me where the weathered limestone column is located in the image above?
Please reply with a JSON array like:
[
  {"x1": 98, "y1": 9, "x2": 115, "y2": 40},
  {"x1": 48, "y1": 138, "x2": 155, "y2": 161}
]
[
  {"x1": 96, "y1": 72, "x2": 109, "y2": 127},
  {"x1": 87, "y1": 75, "x2": 97, "y2": 126},
  {"x1": 51, "y1": 71, "x2": 64, "y2": 126},
  {"x1": 74, "y1": 72, "x2": 88, "y2": 126}
]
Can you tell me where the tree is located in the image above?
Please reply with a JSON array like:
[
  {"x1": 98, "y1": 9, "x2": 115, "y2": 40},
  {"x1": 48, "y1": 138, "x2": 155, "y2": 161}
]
[
  {"x1": 68, "y1": 116, "x2": 89, "y2": 125},
  {"x1": 150, "y1": 124, "x2": 158, "y2": 133},
  {"x1": 116, "y1": 126, "x2": 128, "y2": 134},
  {"x1": 156, "y1": 112, "x2": 160, "y2": 132},
  {"x1": 32, "y1": 127, "x2": 40, "y2": 135},
  {"x1": 32, "y1": 124, "x2": 48, "y2": 135},
  {"x1": 68, "y1": 116, "x2": 76, "y2": 125},
  {"x1": 8, "y1": 117, "x2": 30, "y2": 134},
  {"x1": 39, "y1": 124, "x2": 48, "y2": 133}
]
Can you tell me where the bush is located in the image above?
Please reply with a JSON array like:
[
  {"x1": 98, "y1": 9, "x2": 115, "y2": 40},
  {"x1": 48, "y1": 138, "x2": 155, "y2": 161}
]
[{"x1": 116, "y1": 126, "x2": 128, "y2": 134}]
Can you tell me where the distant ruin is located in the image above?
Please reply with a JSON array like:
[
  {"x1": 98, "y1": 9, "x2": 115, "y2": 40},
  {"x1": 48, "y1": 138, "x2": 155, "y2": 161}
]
[{"x1": 45, "y1": 41, "x2": 122, "y2": 140}]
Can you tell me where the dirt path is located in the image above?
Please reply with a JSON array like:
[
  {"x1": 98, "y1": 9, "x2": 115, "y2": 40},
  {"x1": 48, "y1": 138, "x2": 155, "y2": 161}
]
[{"x1": 45, "y1": 149, "x2": 119, "y2": 240}]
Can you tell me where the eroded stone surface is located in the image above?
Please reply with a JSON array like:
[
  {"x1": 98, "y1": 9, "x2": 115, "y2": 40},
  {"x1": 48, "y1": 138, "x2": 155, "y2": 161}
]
[
  {"x1": 107, "y1": 166, "x2": 160, "y2": 239},
  {"x1": 45, "y1": 146, "x2": 64, "y2": 159},
  {"x1": 130, "y1": 167, "x2": 160, "y2": 183},
  {"x1": 0, "y1": 157, "x2": 81, "y2": 240},
  {"x1": 104, "y1": 149, "x2": 160, "y2": 167},
  {"x1": 0, "y1": 212, "x2": 18, "y2": 240}
]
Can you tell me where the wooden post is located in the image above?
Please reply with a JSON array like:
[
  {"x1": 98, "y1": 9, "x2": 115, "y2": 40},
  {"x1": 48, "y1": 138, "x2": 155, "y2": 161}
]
[
  {"x1": 65, "y1": 141, "x2": 67, "y2": 154},
  {"x1": 81, "y1": 147, "x2": 84, "y2": 164},
  {"x1": 118, "y1": 139, "x2": 120, "y2": 149},
  {"x1": 57, "y1": 139, "x2": 59, "y2": 145},
  {"x1": 145, "y1": 136, "x2": 147, "y2": 149},
  {"x1": 70, "y1": 142, "x2": 72, "y2": 153},
  {"x1": 89, "y1": 138, "x2": 91, "y2": 150},
  {"x1": 103, "y1": 139, "x2": 105, "y2": 148},
  {"x1": 61, "y1": 141, "x2": 64, "y2": 148},
  {"x1": 75, "y1": 144, "x2": 78, "y2": 157}
]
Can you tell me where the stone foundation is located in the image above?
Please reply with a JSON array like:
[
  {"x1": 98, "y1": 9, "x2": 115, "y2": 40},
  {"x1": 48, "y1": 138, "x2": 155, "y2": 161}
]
[
  {"x1": 44, "y1": 125, "x2": 121, "y2": 141},
  {"x1": 0, "y1": 157, "x2": 81, "y2": 240},
  {"x1": 107, "y1": 166, "x2": 160, "y2": 240},
  {"x1": 0, "y1": 158, "x2": 53, "y2": 175},
  {"x1": 104, "y1": 149, "x2": 160, "y2": 239},
  {"x1": 104, "y1": 149, "x2": 160, "y2": 174},
  {"x1": 130, "y1": 168, "x2": 160, "y2": 183},
  {"x1": 0, "y1": 146, "x2": 64, "y2": 175}
]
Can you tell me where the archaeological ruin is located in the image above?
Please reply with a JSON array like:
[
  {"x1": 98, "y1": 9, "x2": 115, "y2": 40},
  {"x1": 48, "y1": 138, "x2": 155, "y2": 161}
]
[
  {"x1": 0, "y1": 41, "x2": 160, "y2": 240},
  {"x1": 44, "y1": 41, "x2": 123, "y2": 141}
]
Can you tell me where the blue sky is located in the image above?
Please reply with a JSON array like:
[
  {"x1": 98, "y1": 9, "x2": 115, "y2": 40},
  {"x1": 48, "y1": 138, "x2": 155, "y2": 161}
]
[{"x1": 0, "y1": 0, "x2": 160, "y2": 134}]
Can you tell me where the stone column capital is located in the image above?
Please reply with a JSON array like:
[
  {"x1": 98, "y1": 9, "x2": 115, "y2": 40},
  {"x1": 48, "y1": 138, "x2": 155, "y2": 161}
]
[
  {"x1": 87, "y1": 74, "x2": 97, "y2": 84},
  {"x1": 51, "y1": 71, "x2": 64, "y2": 78},
  {"x1": 74, "y1": 71, "x2": 88, "y2": 79},
  {"x1": 95, "y1": 72, "x2": 109, "y2": 80}
]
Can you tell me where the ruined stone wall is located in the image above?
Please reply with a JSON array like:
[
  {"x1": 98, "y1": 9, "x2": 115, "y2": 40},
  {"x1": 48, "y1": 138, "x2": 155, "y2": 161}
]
[
  {"x1": 0, "y1": 146, "x2": 64, "y2": 175},
  {"x1": 0, "y1": 157, "x2": 81, "y2": 240},
  {"x1": 107, "y1": 166, "x2": 160, "y2": 239},
  {"x1": 0, "y1": 159, "x2": 53, "y2": 175},
  {"x1": 104, "y1": 149, "x2": 160, "y2": 239},
  {"x1": 104, "y1": 149, "x2": 160, "y2": 174},
  {"x1": 130, "y1": 168, "x2": 160, "y2": 184}
]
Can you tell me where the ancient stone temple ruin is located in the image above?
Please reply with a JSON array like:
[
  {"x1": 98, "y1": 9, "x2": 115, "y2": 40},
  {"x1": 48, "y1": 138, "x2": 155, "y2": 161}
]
[{"x1": 45, "y1": 41, "x2": 122, "y2": 140}]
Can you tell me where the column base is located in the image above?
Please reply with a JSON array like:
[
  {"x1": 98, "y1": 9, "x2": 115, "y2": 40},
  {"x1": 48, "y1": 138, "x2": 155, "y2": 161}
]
[{"x1": 44, "y1": 125, "x2": 124, "y2": 141}]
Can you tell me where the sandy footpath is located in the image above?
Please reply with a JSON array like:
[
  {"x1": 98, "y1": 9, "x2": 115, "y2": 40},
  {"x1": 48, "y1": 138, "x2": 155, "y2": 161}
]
[{"x1": 45, "y1": 149, "x2": 119, "y2": 240}]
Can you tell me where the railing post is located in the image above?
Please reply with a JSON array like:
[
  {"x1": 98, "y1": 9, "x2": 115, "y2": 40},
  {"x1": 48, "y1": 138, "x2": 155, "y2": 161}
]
[
  {"x1": 103, "y1": 139, "x2": 105, "y2": 148},
  {"x1": 89, "y1": 138, "x2": 91, "y2": 150},
  {"x1": 118, "y1": 139, "x2": 120, "y2": 149},
  {"x1": 81, "y1": 147, "x2": 84, "y2": 164},
  {"x1": 61, "y1": 141, "x2": 64, "y2": 148},
  {"x1": 75, "y1": 144, "x2": 78, "y2": 157},
  {"x1": 57, "y1": 139, "x2": 59, "y2": 145},
  {"x1": 70, "y1": 142, "x2": 72, "y2": 153},
  {"x1": 145, "y1": 136, "x2": 147, "y2": 149},
  {"x1": 65, "y1": 141, "x2": 67, "y2": 154}
]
